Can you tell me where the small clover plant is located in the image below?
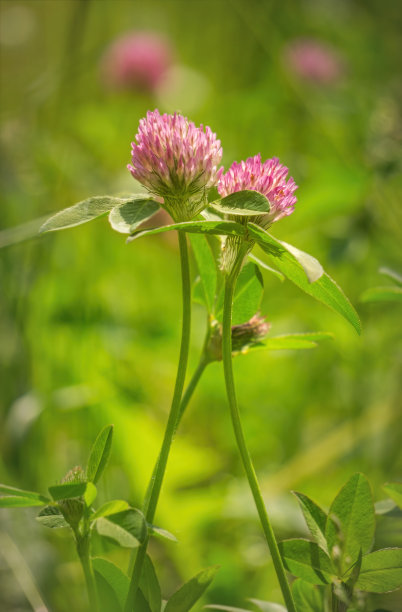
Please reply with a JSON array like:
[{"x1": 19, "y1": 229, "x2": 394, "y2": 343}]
[{"x1": 0, "y1": 425, "x2": 219, "y2": 612}]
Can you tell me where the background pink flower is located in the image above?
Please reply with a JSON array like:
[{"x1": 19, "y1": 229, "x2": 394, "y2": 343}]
[
  {"x1": 284, "y1": 38, "x2": 344, "y2": 85},
  {"x1": 100, "y1": 31, "x2": 173, "y2": 92}
]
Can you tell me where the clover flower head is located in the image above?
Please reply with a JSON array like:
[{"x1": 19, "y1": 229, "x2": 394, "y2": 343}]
[
  {"x1": 128, "y1": 109, "x2": 223, "y2": 221},
  {"x1": 218, "y1": 154, "x2": 298, "y2": 225}
]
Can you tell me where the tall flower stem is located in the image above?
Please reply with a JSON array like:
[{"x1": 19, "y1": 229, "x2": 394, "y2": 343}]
[
  {"x1": 222, "y1": 257, "x2": 297, "y2": 612},
  {"x1": 127, "y1": 351, "x2": 209, "y2": 575},
  {"x1": 125, "y1": 231, "x2": 192, "y2": 611},
  {"x1": 76, "y1": 533, "x2": 98, "y2": 612}
]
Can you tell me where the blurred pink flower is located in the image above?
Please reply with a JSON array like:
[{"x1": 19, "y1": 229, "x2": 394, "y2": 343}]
[
  {"x1": 284, "y1": 38, "x2": 344, "y2": 85},
  {"x1": 218, "y1": 154, "x2": 297, "y2": 224},
  {"x1": 128, "y1": 109, "x2": 223, "y2": 220},
  {"x1": 101, "y1": 31, "x2": 173, "y2": 92}
]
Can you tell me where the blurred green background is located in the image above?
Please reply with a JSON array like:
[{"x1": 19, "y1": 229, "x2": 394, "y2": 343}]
[{"x1": 1, "y1": 0, "x2": 401, "y2": 610}]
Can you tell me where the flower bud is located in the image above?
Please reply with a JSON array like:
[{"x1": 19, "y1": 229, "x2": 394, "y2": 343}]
[
  {"x1": 58, "y1": 466, "x2": 85, "y2": 529},
  {"x1": 206, "y1": 315, "x2": 270, "y2": 361}
]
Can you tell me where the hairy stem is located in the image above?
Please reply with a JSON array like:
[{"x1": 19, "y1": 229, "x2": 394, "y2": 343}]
[
  {"x1": 221, "y1": 260, "x2": 297, "y2": 612},
  {"x1": 76, "y1": 534, "x2": 98, "y2": 612},
  {"x1": 125, "y1": 231, "x2": 192, "y2": 611}
]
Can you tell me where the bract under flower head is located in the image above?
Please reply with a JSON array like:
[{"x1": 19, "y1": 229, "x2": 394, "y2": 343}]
[
  {"x1": 128, "y1": 109, "x2": 223, "y2": 221},
  {"x1": 218, "y1": 154, "x2": 297, "y2": 225}
]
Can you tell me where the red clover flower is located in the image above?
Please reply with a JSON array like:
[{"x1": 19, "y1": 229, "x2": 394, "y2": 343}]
[
  {"x1": 218, "y1": 153, "x2": 298, "y2": 226},
  {"x1": 128, "y1": 109, "x2": 223, "y2": 221}
]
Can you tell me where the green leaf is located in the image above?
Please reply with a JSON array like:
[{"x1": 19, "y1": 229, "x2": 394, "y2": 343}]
[
  {"x1": 86, "y1": 425, "x2": 113, "y2": 484},
  {"x1": 109, "y1": 198, "x2": 160, "y2": 234},
  {"x1": 206, "y1": 606, "x2": 251, "y2": 612},
  {"x1": 379, "y1": 267, "x2": 402, "y2": 286},
  {"x1": 291, "y1": 579, "x2": 323, "y2": 612},
  {"x1": 279, "y1": 539, "x2": 336, "y2": 585},
  {"x1": 248, "y1": 225, "x2": 323, "y2": 283},
  {"x1": 360, "y1": 287, "x2": 402, "y2": 303},
  {"x1": 48, "y1": 482, "x2": 87, "y2": 501},
  {"x1": 95, "y1": 508, "x2": 147, "y2": 548},
  {"x1": 346, "y1": 548, "x2": 363, "y2": 589},
  {"x1": 325, "y1": 473, "x2": 375, "y2": 574},
  {"x1": 210, "y1": 190, "x2": 270, "y2": 216},
  {"x1": 248, "y1": 225, "x2": 361, "y2": 334},
  {"x1": 355, "y1": 548, "x2": 402, "y2": 593},
  {"x1": 249, "y1": 600, "x2": 287, "y2": 612},
  {"x1": 127, "y1": 220, "x2": 246, "y2": 242},
  {"x1": 216, "y1": 262, "x2": 264, "y2": 325},
  {"x1": 189, "y1": 234, "x2": 217, "y2": 313},
  {"x1": 91, "y1": 500, "x2": 130, "y2": 521},
  {"x1": 140, "y1": 555, "x2": 161, "y2": 612},
  {"x1": 148, "y1": 523, "x2": 178, "y2": 543},
  {"x1": 255, "y1": 332, "x2": 333, "y2": 352},
  {"x1": 0, "y1": 484, "x2": 49, "y2": 507},
  {"x1": 382, "y1": 482, "x2": 402, "y2": 509},
  {"x1": 374, "y1": 499, "x2": 399, "y2": 516},
  {"x1": 249, "y1": 254, "x2": 285, "y2": 282},
  {"x1": 84, "y1": 482, "x2": 97, "y2": 506},
  {"x1": 293, "y1": 492, "x2": 328, "y2": 553},
  {"x1": 93, "y1": 557, "x2": 129, "y2": 611},
  {"x1": 39, "y1": 195, "x2": 138, "y2": 233},
  {"x1": 36, "y1": 505, "x2": 69, "y2": 528},
  {"x1": 164, "y1": 565, "x2": 219, "y2": 612}
]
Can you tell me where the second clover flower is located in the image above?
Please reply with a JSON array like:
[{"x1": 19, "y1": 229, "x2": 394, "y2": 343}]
[
  {"x1": 128, "y1": 109, "x2": 223, "y2": 222},
  {"x1": 218, "y1": 153, "x2": 298, "y2": 225}
]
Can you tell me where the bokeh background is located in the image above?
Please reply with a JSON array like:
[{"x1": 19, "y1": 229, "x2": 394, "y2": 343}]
[{"x1": 1, "y1": 0, "x2": 401, "y2": 610}]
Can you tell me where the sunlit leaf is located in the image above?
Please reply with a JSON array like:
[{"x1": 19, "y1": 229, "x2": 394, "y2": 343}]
[
  {"x1": 291, "y1": 579, "x2": 323, "y2": 612},
  {"x1": 293, "y1": 492, "x2": 328, "y2": 553},
  {"x1": 140, "y1": 555, "x2": 162, "y2": 612},
  {"x1": 279, "y1": 539, "x2": 336, "y2": 585},
  {"x1": 109, "y1": 198, "x2": 160, "y2": 234},
  {"x1": 249, "y1": 254, "x2": 284, "y2": 282},
  {"x1": 325, "y1": 473, "x2": 375, "y2": 574},
  {"x1": 0, "y1": 484, "x2": 49, "y2": 507},
  {"x1": 379, "y1": 267, "x2": 402, "y2": 286},
  {"x1": 86, "y1": 425, "x2": 113, "y2": 484},
  {"x1": 36, "y1": 505, "x2": 69, "y2": 528},
  {"x1": 382, "y1": 483, "x2": 402, "y2": 509},
  {"x1": 127, "y1": 220, "x2": 246, "y2": 242},
  {"x1": 91, "y1": 500, "x2": 130, "y2": 521},
  {"x1": 84, "y1": 482, "x2": 97, "y2": 506},
  {"x1": 93, "y1": 557, "x2": 129, "y2": 611},
  {"x1": 360, "y1": 287, "x2": 402, "y2": 303},
  {"x1": 251, "y1": 332, "x2": 333, "y2": 352},
  {"x1": 247, "y1": 224, "x2": 361, "y2": 334},
  {"x1": 95, "y1": 508, "x2": 147, "y2": 548},
  {"x1": 39, "y1": 196, "x2": 138, "y2": 233},
  {"x1": 355, "y1": 548, "x2": 402, "y2": 593},
  {"x1": 189, "y1": 234, "x2": 217, "y2": 313},
  {"x1": 249, "y1": 600, "x2": 287, "y2": 612},
  {"x1": 209, "y1": 190, "x2": 270, "y2": 216},
  {"x1": 216, "y1": 262, "x2": 264, "y2": 325},
  {"x1": 205, "y1": 606, "x2": 251, "y2": 612},
  {"x1": 165, "y1": 565, "x2": 219, "y2": 612},
  {"x1": 148, "y1": 523, "x2": 178, "y2": 543},
  {"x1": 48, "y1": 482, "x2": 87, "y2": 501}
]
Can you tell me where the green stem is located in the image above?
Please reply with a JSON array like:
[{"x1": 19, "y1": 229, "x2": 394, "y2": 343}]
[
  {"x1": 222, "y1": 261, "x2": 297, "y2": 612},
  {"x1": 125, "y1": 231, "x2": 192, "y2": 611},
  {"x1": 127, "y1": 353, "x2": 208, "y2": 576},
  {"x1": 76, "y1": 534, "x2": 98, "y2": 612}
]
